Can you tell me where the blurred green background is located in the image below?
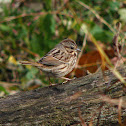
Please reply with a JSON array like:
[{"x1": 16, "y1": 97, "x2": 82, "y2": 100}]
[{"x1": 0, "y1": 0, "x2": 126, "y2": 95}]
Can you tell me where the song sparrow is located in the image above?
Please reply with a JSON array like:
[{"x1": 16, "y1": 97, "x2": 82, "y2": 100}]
[{"x1": 20, "y1": 38, "x2": 80, "y2": 85}]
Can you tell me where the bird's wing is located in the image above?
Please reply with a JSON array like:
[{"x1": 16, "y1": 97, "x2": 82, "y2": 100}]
[{"x1": 38, "y1": 48, "x2": 71, "y2": 66}]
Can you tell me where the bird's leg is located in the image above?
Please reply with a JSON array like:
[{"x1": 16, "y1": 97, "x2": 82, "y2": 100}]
[
  {"x1": 48, "y1": 76, "x2": 52, "y2": 86},
  {"x1": 61, "y1": 77, "x2": 72, "y2": 84},
  {"x1": 48, "y1": 76, "x2": 56, "y2": 86},
  {"x1": 61, "y1": 77, "x2": 72, "y2": 81}
]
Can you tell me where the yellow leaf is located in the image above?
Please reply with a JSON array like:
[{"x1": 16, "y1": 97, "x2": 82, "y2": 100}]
[
  {"x1": 26, "y1": 65, "x2": 32, "y2": 69},
  {"x1": 8, "y1": 56, "x2": 17, "y2": 65}
]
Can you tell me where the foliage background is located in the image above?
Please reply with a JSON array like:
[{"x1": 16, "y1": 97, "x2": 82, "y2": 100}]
[{"x1": 0, "y1": 0, "x2": 126, "y2": 95}]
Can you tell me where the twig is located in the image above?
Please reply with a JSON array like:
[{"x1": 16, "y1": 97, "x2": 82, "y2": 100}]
[
  {"x1": 96, "y1": 103, "x2": 104, "y2": 126},
  {"x1": 75, "y1": 34, "x2": 87, "y2": 69},
  {"x1": 107, "y1": 65, "x2": 126, "y2": 86},
  {"x1": 118, "y1": 98, "x2": 123, "y2": 126},
  {"x1": 112, "y1": 22, "x2": 125, "y2": 69},
  {"x1": 70, "y1": 34, "x2": 87, "y2": 77},
  {"x1": 21, "y1": 47, "x2": 39, "y2": 57},
  {"x1": 89, "y1": 33, "x2": 126, "y2": 86},
  {"x1": 0, "y1": 81, "x2": 19, "y2": 86},
  {"x1": 0, "y1": 11, "x2": 82, "y2": 24},
  {"x1": 78, "y1": 107, "x2": 87, "y2": 126},
  {"x1": 0, "y1": 11, "x2": 51, "y2": 23},
  {"x1": 77, "y1": 1, "x2": 115, "y2": 33},
  {"x1": 77, "y1": 61, "x2": 102, "y2": 69},
  {"x1": 100, "y1": 95, "x2": 126, "y2": 108}
]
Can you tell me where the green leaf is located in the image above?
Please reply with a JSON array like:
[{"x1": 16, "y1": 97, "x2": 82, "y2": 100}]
[
  {"x1": 90, "y1": 24, "x2": 113, "y2": 42},
  {"x1": 109, "y1": 1, "x2": 120, "y2": 11},
  {"x1": 26, "y1": 67, "x2": 39, "y2": 80},
  {"x1": 43, "y1": 14, "x2": 55, "y2": 39},
  {"x1": 0, "y1": 85, "x2": 9, "y2": 95},
  {"x1": 0, "y1": 24, "x2": 11, "y2": 32},
  {"x1": 43, "y1": 0, "x2": 52, "y2": 11},
  {"x1": 90, "y1": 24, "x2": 103, "y2": 35},
  {"x1": 118, "y1": 9, "x2": 126, "y2": 23},
  {"x1": 30, "y1": 34, "x2": 44, "y2": 55}
]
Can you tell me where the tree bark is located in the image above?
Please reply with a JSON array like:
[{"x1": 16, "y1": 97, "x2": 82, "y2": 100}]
[{"x1": 0, "y1": 65, "x2": 126, "y2": 126}]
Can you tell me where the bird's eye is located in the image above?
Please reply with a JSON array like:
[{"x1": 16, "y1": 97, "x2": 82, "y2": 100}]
[{"x1": 71, "y1": 46, "x2": 74, "y2": 49}]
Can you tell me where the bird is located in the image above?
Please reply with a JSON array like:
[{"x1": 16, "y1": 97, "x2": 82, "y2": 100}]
[{"x1": 20, "y1": 38, "x2": 81, "y2": 85}]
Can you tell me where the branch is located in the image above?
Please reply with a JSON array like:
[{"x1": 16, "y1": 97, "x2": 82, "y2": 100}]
[{"x1": 0, "y1": 65, "x2": 126, "y2": 125}]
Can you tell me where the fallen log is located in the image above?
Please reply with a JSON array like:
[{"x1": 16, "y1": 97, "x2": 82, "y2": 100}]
[{"x1": 0, "y1": 65, "x2": 126, "y2": 126}]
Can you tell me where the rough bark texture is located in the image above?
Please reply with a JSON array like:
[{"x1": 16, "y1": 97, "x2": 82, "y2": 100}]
[{"x1": 0, "y1": 65, "x2": 126, "y2": 126}]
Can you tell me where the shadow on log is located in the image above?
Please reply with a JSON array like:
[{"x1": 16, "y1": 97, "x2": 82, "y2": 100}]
[{"x1": 0, "y1": 65, "x2": 126, "y2": 126}]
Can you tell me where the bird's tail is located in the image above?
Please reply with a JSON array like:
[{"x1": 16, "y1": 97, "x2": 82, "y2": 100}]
[{"x1": 20, "y1": 61, "x2": 43, "y2": 67}]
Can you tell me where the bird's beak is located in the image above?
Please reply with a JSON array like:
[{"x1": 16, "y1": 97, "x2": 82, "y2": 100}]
[{"x1": 76, "y1": 48, "x2": 81, "y2": 52}]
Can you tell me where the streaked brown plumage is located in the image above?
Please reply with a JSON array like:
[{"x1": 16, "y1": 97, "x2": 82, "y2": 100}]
[{"x1": 20, "y1": 38, "x2": 80, "y2": 84}]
